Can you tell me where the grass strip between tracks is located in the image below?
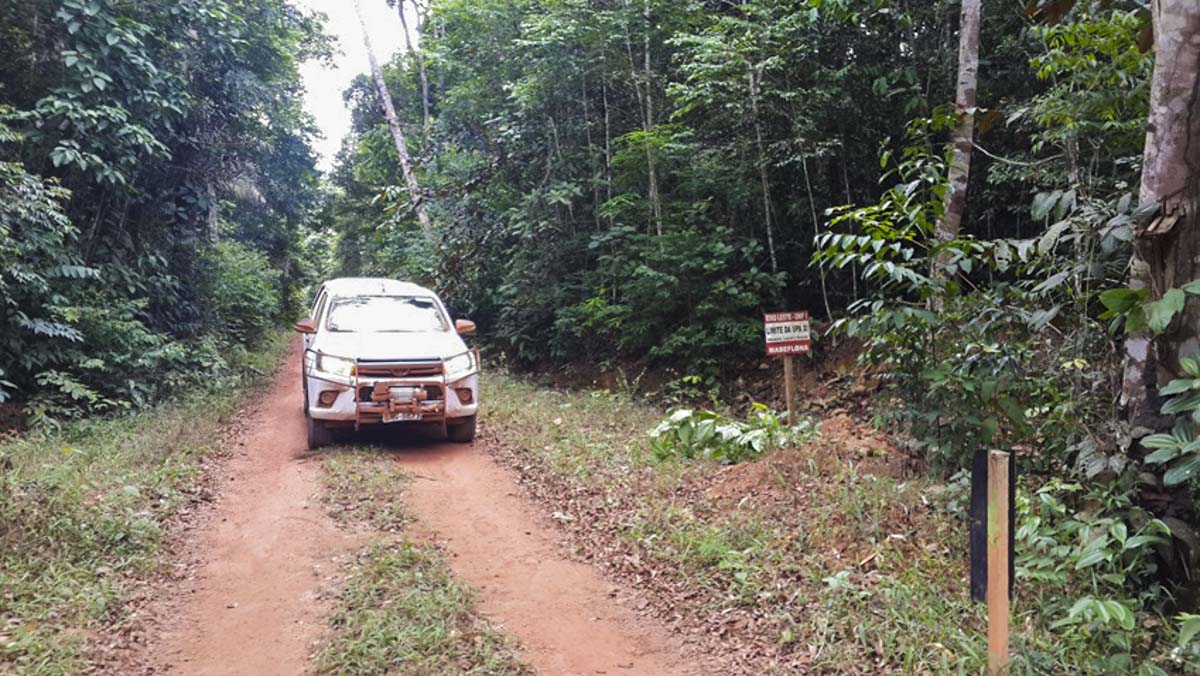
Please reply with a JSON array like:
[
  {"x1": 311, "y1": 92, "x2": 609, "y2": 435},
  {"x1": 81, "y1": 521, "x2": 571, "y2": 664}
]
[{"x1": 315, "y1": 447, "x2": 529, "y2": 675}]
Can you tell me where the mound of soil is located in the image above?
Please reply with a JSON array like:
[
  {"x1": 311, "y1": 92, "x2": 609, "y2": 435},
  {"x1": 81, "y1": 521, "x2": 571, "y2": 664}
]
[{"x1": 704, "y1": 412, "x2": 906, "y2": 506}]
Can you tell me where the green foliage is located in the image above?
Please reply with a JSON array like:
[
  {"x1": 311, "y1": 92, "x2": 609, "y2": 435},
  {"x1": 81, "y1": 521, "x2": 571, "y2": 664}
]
[
  {"x1": 200, "y1": 241, "x2": 283, "y2": 346},
  {"x1": 329, "y1": 0, "x2": 988, "y2": 373},
  {"x1": 0, "y1": 1, "x2": 328, "y2": 418},
  {"x1": 814, "y1": 112, "x2": 1122, "y2": 471},
  {"x1": 316, "y1": 448, "x2": 530, "y2": 675},
  {"x1": 647, "y1": 404, "x2": 818, "y2": 464},
  {"x1": 316, "y1": 541, "x2": 531, "y2": 675},
  {"x1": 1180, "y1": 613, "x2": 1200, "y2": 651},
  {"x1": 1138, "y1": 355, "x2": 1200, "y2": 487},
  {"x1": 1015, "y1": 479, "x2": 1172, "y2": 671},
  {"x1": 555, "y1": 226, "x2": 783, "y2": 371}
]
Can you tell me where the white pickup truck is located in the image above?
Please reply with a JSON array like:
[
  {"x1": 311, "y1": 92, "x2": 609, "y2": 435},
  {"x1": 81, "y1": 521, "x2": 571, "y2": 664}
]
[{"x1": 294, "y1": 278, "x2": 480, "y2": 449}]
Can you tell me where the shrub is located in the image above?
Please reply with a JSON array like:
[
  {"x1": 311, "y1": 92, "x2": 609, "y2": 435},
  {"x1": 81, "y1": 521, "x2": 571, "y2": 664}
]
[
  {"x1": 200, "y1": 240, "x2": 281, "y2": 347},
  {"x1": 1015, "y1": 479, "x2": 1172, "y2": 671},
  {"x1": 647, "y1": 403, "x2": 818, "y2": 464}
]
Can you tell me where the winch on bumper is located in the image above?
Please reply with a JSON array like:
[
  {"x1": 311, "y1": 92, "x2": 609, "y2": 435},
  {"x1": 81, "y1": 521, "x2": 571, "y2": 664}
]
[{"x1": 305, "y1": 350, "x2": 480, "y2": 430}]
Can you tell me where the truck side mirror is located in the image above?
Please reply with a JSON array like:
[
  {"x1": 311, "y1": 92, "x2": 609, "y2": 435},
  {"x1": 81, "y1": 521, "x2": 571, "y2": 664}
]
[
  {"x1": 455, "y1": 319, "x2": 476, "y2": 334},
  {"x1": 294, "y1": 318, "x2": 317, "y2": 334}
]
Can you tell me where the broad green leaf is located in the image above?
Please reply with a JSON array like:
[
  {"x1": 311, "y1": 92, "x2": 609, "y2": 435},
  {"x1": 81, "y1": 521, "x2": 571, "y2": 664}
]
[
  {"x1": 1104, "y1": 600, "x2": 1135, "y2": 630},
  {"x1": 1164, "y1": 455, "x2": 1200, "y2": 486},
  {"x1": 1180, "y1": 615, "x2": 1200, "y2": 648},
  {"x1": 1075, "y1": 548, "x2": 1109, "y2": 569},
  {"x1": 1147, "y1": 288, "x2": 1186, "y2": 334},
  {"x1": 1142, "y1": 446, "x2": 1180, "y2": 465},
  {"x1": 1161, "y1": 391, "x2": 1200, "y2": 416},
  {"x1": 1099, "y1": 287, "x2": 1144, "y2": 314},
  {"x1": 1158, "y1": 378, "x2": 1199, "y2": 396},
  {"x1": 1124, "y1": 534, "x2": 1164, "y2": 550}
]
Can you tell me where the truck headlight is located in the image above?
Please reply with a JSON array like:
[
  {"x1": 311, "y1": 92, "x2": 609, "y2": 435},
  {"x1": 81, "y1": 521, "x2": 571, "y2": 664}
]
[
  {"x1": 315, "y1": 354, "x2": 356, "y2": 380},
  {"x1": 444, "y1": 352, "x2": 475, "y2": 382}
]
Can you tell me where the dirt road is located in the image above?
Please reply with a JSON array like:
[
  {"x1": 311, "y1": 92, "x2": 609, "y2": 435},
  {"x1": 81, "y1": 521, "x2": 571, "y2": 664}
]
[
  {"x1": 389, "y1": 442, "x2": 691, "y2": 675},
  {"x1": 150, "y1": 342, "x2": 691, "y2": 675},
  {"x1": 154, "y1": 342, "x2": 360, "y2": 675}
]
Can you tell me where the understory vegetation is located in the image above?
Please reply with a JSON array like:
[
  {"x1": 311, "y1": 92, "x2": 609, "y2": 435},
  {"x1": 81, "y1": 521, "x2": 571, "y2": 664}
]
[
  {"x1": 485, "y1": 374, "x2": 1199, "y2": 672},
  {"x1": 0, "y1": 331, "x2": 288, "y2": 672},
  {"x1": 317, "y1": 448, "x2": 529, "y2": 675}
]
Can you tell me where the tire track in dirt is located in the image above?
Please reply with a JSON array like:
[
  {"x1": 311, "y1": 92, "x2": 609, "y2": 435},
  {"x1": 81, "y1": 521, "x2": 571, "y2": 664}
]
[
  {"x1": 387, "y1": 440, "x2": 698, "y2": 676},
  {"x1": 152, "y1": 341, "x2": 360, "y2": 675},
  {"x1": 149, "y1": 342, "x2": 694, "y2": 675}
]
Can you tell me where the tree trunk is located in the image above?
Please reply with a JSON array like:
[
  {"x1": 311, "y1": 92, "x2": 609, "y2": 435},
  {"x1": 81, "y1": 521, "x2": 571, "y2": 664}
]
[
  {"x1": 802, "y1": 155, "x2": 833, "y2": 321},
  {"x1": 622, "y1": 0, "x2": 661, "y2": 236},
  {"x1": 397, "y1": 0, "x2": 431, "y2": 135},
  {"x1": 206, "y1": 181, "x2": 219, "y2": 243},
  {"x1": 355, "y1": 0, "x2": 433, "y2": 242},
  {"x1": 602, "y1": 80, "x2": 613, "y2": 216},
  {"x1": 747, "y1": 63, "x2": 777, "y2": 273},
  {"x1": 933, "y1": 0, "x2": 981, "y2": 280},
  {"x1": 1122, "y1": 0, "x2": 1200, "y2": 430},
  {"x1": 642, "y1": 0, "x2": 661, "y2": 236}
]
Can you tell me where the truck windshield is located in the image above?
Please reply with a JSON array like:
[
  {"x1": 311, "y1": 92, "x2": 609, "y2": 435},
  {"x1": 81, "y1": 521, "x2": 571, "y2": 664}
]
[{"x1": 325, "y1": 296, "x2": 447, "y2": 333}]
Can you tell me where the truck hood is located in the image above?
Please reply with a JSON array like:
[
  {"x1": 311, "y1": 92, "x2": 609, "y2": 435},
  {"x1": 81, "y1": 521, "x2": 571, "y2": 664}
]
[{"x1": 312, "y1": 330, "x2": 468, "y2": 361}]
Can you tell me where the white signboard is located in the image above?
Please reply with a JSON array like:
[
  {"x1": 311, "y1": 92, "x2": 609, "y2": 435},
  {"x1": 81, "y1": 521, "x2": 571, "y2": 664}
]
[{"x1": 764, "y1": 311, "x2": 811, "y2": 356}]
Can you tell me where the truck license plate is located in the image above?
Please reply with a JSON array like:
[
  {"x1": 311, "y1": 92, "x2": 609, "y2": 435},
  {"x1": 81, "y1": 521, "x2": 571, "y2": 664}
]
[{"x1": 382, "y1": 411, "x2": 422, "y2": 423}]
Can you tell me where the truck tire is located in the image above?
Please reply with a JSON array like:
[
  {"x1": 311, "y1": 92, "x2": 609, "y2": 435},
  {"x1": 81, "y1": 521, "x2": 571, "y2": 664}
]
[
  {"x1": 447, "y1": 415, "x2": 476, "y2": 443},
  {"x1": 307, "y1": 414, "x2": 334, "y2": 450}
]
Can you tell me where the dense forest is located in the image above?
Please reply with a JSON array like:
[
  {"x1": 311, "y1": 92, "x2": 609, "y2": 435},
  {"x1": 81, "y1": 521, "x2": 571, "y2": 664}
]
[
  {"x1": 3, "y1": 0, "x2": 1200, "y2": 671},
  {"x1": 329, "y1": 1, "x2": 1178, "y2": 475},
  {"x1": 0, "y1": 0, "x2": 328, "y2": 424}
]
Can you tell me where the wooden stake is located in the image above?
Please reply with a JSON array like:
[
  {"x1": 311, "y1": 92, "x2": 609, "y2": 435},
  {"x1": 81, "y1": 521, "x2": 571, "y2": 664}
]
[
  {"x1": 783, "y1": 354, "x2": 795, "y2": 426},
  {"x1": 987, "y1": 449, "x2": 1011, "y2": 674}
]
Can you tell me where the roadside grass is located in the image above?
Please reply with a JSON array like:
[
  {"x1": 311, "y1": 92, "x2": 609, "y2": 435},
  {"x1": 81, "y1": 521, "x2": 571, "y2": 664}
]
[
  {"x1": 482, "y1": 372, "x2": 1117, "y2": 673},
  {"x1": 0, "y1": 331, "x2": 290, "y2": 673},
  {"x1": 315, "y1": 448, "x2": 529, "y2": 675}
]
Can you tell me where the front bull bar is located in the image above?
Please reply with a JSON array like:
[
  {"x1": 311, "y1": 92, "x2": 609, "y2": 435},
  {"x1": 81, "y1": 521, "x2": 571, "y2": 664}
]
[{"x1": 350, "y1": 348, "x2": 480, "y2": 434}]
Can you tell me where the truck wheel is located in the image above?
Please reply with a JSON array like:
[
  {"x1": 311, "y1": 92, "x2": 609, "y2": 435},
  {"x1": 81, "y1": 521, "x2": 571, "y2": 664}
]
[
  {"x1": 307, "y1": 414, "x2": 334, "y2": 450},
  {"x1": 447, "y1": 415, "x2": 476, "y2": 443}
]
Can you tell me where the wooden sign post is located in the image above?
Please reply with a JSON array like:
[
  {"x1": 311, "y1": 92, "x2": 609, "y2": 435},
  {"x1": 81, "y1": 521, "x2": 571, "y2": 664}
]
[
  {"x1": 987, "y1": 449, "x2": 1011, "y2": 674},
  {"x1": 764, "y1": 312, "x2": 811, "y2": 425}
]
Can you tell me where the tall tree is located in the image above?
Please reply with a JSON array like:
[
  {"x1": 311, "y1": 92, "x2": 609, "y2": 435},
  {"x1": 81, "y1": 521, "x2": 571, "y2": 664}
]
[
  {"x1": 355, "y1": 0, "x2": 433, "y2": 241},
  {"x1": 1122, "y1": 0, "x2": 1200, "y2": 428},
  {"x1": 396, "y1": 0, "x2": 432, "y2": 135},
  {"x1": 747, "y1": 62, "x2": 778, "y2": 273},
  {"x1": 933, "y1": 0, "x2": 981, "y2": 281}
]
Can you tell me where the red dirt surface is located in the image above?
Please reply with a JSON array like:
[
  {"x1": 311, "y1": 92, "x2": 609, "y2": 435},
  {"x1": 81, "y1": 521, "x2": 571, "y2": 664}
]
[
  {"x1": 390, "y1": 441, "x2": 700, "y2": 675},
  {"x1": 150, "y1": 341, "x2": 361, "y2": 674},
  {"x1": 137, "y1": 340, "x2": 696, "y2": 675}
]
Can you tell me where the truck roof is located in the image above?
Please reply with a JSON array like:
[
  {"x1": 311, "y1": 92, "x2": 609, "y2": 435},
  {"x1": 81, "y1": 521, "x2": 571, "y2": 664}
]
[{"x1": 320, "y1": 277, "x2": 436, "y2": 298}]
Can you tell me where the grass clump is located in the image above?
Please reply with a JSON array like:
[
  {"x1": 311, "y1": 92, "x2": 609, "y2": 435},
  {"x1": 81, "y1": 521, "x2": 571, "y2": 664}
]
[
  {"x1": 0, "y1": 331, "x2": 290, "y2": 673},
  {"x1": 320, "y1": 447, "x2": 413, "y2": 531},
  {"x1": 316, "y1": 448, "x2": 528, "y2": 675},
  {"x1": 316, "y1": 541, "x2": 529, "y2": 675}
]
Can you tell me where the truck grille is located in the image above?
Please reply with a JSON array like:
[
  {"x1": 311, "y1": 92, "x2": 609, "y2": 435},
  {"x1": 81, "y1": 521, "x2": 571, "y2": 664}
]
[
  {"x1": 358, "y1": 385, "x2": 442, "y2": 402},
  {"x1": 356, "y1": 363, "x2": 442, "y2": 378}
]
